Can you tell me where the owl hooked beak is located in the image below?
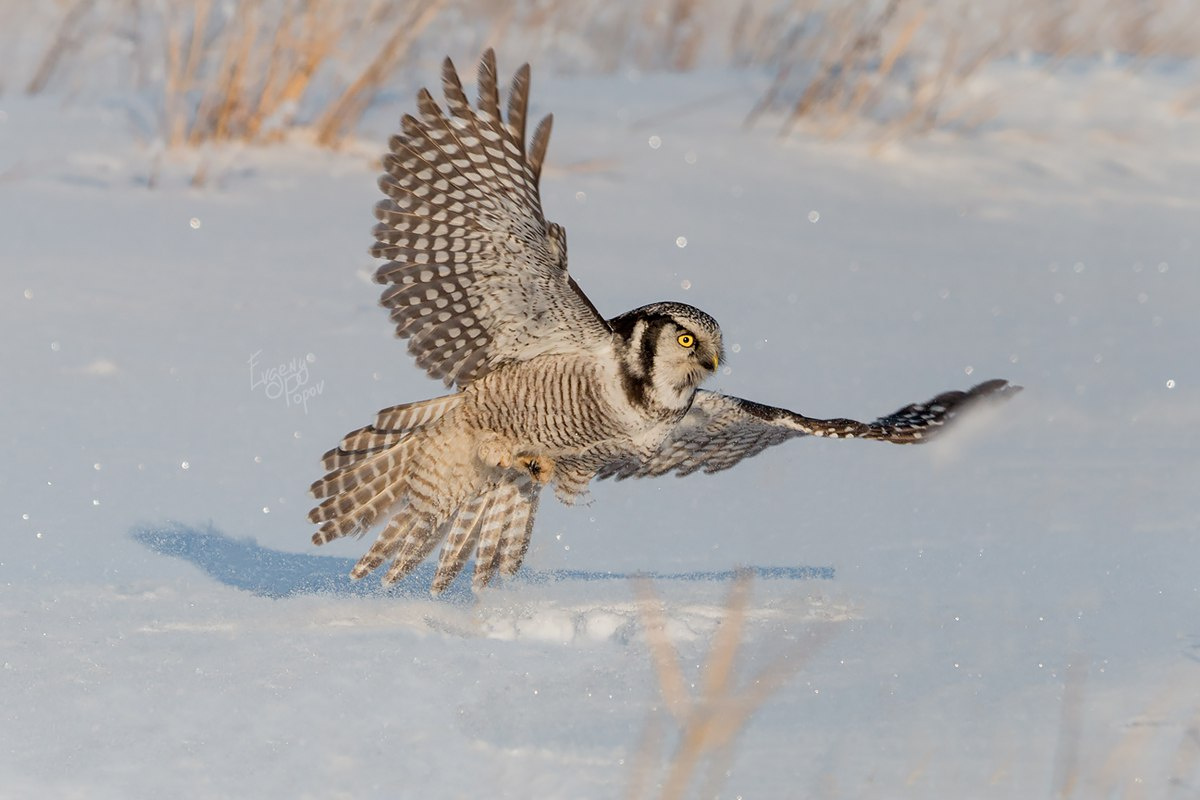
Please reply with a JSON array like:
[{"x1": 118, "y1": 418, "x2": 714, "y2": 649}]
[{"x1": 704, "y1": 343, "x2": 722, "y2": 372}]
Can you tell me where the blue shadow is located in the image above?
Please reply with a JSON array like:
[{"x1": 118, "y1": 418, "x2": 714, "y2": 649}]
[{"x1": 132, "y1": 524, "x2": 834, "y2": 602}]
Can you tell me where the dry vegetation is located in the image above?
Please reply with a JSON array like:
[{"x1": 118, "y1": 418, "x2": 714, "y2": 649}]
[
  {"x1": 1, "y1": 0, "x2": 1195, "y2": 149},
  {"x1": 627, "y1": 573, "x2": 831, "y2": 800},
  {"x1": 739, "y1": 0, "x2": 1200, "y2": 138},
  {"x1": 628, "y1": 578, "x2": 1200, "y2": 797}
]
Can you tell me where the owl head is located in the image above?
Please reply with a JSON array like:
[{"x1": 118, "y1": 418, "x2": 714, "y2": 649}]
[{"x1": 610, "y1": 302, "x2": 724, "y2": 412}]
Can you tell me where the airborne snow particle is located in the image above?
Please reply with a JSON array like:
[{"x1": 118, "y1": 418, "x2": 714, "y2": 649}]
[
  {"x1": 647, "y1": 135, "x2": 661, "y2": 150},
  {"x1": 680, "y1": 279, "x2": 691, "y2": 290},
  {"x1": 808, "y1": 210, "x2": 820, "y2": 223},
  {"x1": 1166, "y1": 379, "x2": 1176, "y2": 389},
  {"x1": 189, "y1": 217, "x2": 201, "y2": 230},
  {"x1": 181, "y1": 461, "x2": 190, "y2": 470},
  {"x1": 675, "y1": 236, "x2": 687, "y2": 248}
]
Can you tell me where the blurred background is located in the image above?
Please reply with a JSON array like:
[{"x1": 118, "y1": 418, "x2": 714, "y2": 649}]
[{"x1": 3, "y1": 0, "x2": 1198, "y2": 154}]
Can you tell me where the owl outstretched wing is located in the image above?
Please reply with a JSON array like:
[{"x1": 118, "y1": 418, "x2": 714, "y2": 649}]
[
  {"x1": 373, "y1": 49, "x2": 610, "y2": 388},
  {"x1": 599, "y1": 379, "x2": 1021, "y2": 479}
]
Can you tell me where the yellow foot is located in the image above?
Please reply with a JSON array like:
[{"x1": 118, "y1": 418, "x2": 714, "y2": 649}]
[{"x1": 517, "y1": 454, "x2": 556, "y2": 484}]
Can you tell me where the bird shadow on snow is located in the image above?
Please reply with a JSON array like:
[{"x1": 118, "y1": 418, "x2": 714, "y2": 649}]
[{"x1": 132, "y1": 524, "x2": 834, "y2": 604}]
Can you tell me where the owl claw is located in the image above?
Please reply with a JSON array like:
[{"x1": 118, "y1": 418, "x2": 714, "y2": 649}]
[
  {"x1": 518, "y1": 454, "x2": 555, "y2": 484},
  {"x1": 478, "y1": 435, "x2": 553, "y2": 482}
]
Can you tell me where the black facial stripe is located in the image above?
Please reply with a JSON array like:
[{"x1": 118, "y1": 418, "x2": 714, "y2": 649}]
[
  {"x1": 617, "y1": 317, "x2": 668, "y2": 409},
  {"x1": 622, "y1": 369, "x2": 647, "y2": 408},
  {"x1": 639, "y1": 318, "x2": 665, "y2": 381}
]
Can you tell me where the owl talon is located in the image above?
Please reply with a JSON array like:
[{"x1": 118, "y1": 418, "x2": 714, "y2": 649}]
[{"x1": 518, "y1": 454, "x2": 555, "y2": 484}]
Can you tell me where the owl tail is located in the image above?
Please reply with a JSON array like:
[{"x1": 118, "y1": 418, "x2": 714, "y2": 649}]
[
  {"x1": 430, "y1": 478, "x2": 541, "y2": 593},
  {"x1": 308, "y1": 393, "x2": 462, "y2": 544},
  {"x1": 308, "y1": 393, "x2": 542, "y2": 593},
  {"x1": 342, "y1": 476, "x2": 541, "y2": 594}
]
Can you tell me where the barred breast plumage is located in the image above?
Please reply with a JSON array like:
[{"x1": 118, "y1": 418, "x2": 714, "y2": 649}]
[{"x1": 307, "y1": 51, "x2": 1020, "y2": 595}]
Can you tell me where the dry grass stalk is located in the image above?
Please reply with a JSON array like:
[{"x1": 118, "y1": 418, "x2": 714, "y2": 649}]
[
  {"x1": 157, "y1": 0, "x2": 370, "y2": 149},
  {"x1": 313, "y1": 0, "x2": 448, "y2": 148},
  {"x1": 822, "y1": 4, "x2": 927, "y2": 138},
  {"x1": 162, "y1": 0, "x2": 211, "y2": 147},
  {"x1": 780, "y1": 0, "x2": 903, "y2": 136},
  {"x1": 235, "y1": 0, "x2": 300, "y2": 141},
  {"x1": 203, "y1": 3, "x2": 259, "y2": 144},
  {"x1": 664, "y1": 0, "x2": 703, "y2": 71},
  {"x1": 627, "y1": 573, "x2": 829, "y2": 800},
  {"x1": 1051, "y1": 657, "x2": 1088, "y2": 798},
  {"x1": 25, "y1": 0, "x2": 96, "y2": 95}
]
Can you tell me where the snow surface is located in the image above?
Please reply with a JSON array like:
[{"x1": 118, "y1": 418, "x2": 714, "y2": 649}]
[{"x1": 2, "y1": 60, "x2": 1199, "y2": 798}]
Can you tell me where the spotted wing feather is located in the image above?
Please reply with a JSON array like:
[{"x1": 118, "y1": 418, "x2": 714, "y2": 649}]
[
  {"x1": 601, "y1": 380, "x2": 1020, "y2": 479},
  {"x1": 373, "y1": 49, "x2": 609, "y2": 388}
]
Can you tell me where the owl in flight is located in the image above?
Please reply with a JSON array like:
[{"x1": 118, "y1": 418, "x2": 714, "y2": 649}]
[{"x1": 309, "y1": 51, "x2": 1018, "y2": 594}]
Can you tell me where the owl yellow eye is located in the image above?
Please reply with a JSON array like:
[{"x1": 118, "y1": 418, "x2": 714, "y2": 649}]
[{"x1": 677, "y1": 333, "x2": 695, "y2": 348}]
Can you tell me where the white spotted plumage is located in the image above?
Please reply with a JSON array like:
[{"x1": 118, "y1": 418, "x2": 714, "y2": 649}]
[{"x1": 309, "y1": 51, "x2": 1020, "y2": 594}]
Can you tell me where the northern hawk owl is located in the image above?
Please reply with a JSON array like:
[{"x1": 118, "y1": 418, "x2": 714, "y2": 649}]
[{"x1": 308, "y1": 51, "x2": 1018, "y2": 594}]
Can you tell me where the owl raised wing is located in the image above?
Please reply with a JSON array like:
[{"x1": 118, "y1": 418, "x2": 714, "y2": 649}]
[{"x1": 372, "y1": 49, "x2": 610, "y2": 388}]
